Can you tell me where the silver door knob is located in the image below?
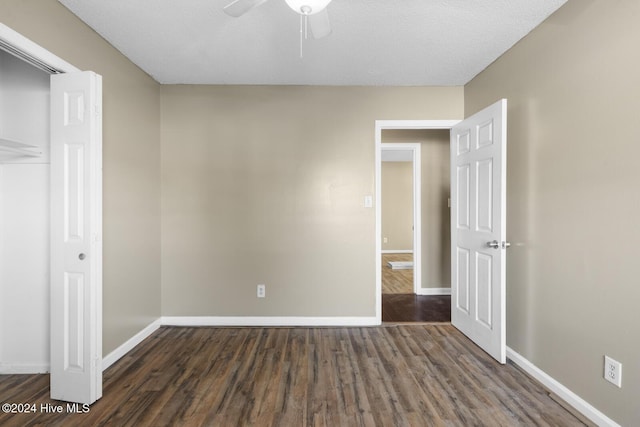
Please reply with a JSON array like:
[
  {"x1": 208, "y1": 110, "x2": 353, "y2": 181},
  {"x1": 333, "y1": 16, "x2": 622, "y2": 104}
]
[
  {"x1": 487, "y1": 240, "x2": 500, "y2": 249},
  {"x1": 79, "y1": 253, "x2": 86, "y2": 260},
  {"x1": 502, "y1": 241, "x2": 511, "y2": 249}
]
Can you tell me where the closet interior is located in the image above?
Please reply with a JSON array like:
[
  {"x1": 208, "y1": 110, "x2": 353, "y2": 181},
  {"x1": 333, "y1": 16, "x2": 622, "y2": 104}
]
[{"x1": 0, "y1": 48, "x2": 51, "y2": 373}]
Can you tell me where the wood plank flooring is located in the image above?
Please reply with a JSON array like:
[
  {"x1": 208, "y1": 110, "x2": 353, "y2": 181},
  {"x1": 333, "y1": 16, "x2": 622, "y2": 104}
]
[
  {"x1": 383, "y1": 294, "x2": 451, "y2": 322},
  {"x1": 382, "y1": 253, "x2": 413, "y2": 294},
  {"x1": 0, "y1": 325, "x2": 584, "y2": 426}
]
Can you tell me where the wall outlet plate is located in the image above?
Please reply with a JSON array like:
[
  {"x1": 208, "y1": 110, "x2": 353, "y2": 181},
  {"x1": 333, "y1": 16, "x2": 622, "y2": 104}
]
[
  {"x1": 257, "y1": 284, "x2": 266, "y2": 298},
  {"x1": 604, "y1": 355, "x2": 622, "y2": 388}
]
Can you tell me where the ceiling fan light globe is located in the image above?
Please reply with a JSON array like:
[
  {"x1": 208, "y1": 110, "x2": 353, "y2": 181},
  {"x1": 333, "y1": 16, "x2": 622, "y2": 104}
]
[{"x1": 285, "y1": 0, "x2": 332, "y2": 15}]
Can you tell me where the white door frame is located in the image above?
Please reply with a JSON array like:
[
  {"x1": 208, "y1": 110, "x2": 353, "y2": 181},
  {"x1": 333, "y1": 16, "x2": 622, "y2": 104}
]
[
  {"x1": 0, "y1": 23, "x2": 102, "y2": 394},
  {"x1": 375, "y1": 120, "x2": 460, "y2": 323},
  {"x1": 380, "y1": 143, "x2": 421, "y2": 294}
]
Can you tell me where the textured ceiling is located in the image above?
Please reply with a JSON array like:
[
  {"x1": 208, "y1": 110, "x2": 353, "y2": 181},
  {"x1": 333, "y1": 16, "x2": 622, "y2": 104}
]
[{"x1": 58, "y1": 0, "x2": 566, "y2": 86}]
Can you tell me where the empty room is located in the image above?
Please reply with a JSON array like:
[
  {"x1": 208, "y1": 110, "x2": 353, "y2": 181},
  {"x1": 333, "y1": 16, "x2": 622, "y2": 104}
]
[{"x1": 0, "y1": 1, "x2": 638, "y2": 426}]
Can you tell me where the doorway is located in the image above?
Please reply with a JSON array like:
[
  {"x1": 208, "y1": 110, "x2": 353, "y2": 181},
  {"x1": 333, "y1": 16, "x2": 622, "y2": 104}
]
[
  {"x1": 0, "y1": 48, "x2": 51, "y2": 373},
  {"x1": 381, "y1": 143, "x2": 421, "y2": 295},
  {"x1": 0, "y1": 23, "x2": 103, "y2": 403},
  {"x1": 375, "y1": 121, "x2": 459, "y2": 323},
  {"x1": 379, "y1": 129, "x2": 453, "y2": 322},
  {"x1": 376, "y1": 101, "x2": 508, "y2": 363}
]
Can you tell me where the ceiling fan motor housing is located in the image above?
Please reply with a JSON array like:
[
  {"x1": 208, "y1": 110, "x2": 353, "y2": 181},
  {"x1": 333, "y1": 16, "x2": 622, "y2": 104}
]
[{"x1": 285, "y1": 0, "x2": 332, "y2": 15}]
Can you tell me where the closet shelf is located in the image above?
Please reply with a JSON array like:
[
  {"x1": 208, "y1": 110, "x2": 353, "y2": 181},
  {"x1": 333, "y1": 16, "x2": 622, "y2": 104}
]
[{"x1": 0, "y1": 137, "x2": 42, "y2": 157}]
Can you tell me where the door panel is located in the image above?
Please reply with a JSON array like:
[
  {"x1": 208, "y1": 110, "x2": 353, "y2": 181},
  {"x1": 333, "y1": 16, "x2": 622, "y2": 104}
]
[
  {"x1": 456, "y1": 165, "x2": 470, "y2": 229},
  {"x1": 476, "y1": 159, "x2": 493, "y2": 232},
  {"x1": 476, "y1": 252, "x2": 493, "y2": 328},
  {"x1": 451, "y1": 99, "x2": 507, "y2": 364},
  {"x1": 50, "y1": 71, "x2": 102, "y2": 404},
  {"x1": 456, "y1": 248, "x2": 470, "y2": 314},
  {"x1": 64, "y1": 143, "x2": 85, "y2": 240},
  {"x1": 64, "y1": 273, "x2": 85, "y2": 372}
]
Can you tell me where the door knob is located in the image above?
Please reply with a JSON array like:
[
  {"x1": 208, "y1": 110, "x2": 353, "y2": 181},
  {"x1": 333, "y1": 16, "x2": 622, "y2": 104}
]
[
  {"x1": 79, "y1": 253, "x2": 86, "y2": 260},
  {"x1": 486, "y1": 240, "x2": 500, "y2": 249},
  {"x1": 486, "y1": 240, "x2": 511, "y2": 249}
]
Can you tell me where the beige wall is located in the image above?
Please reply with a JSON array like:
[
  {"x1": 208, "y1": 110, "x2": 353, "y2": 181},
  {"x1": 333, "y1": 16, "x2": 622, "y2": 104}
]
[
  {"x1": 0, "y1": 0, "x2": 162, "y2": 355},
  {"x1": 160, "y1": 86, "x2": 463, "y2": 316},
  {"x1": 381, "y1": 162, "x2": 413, "y2": 251},
  {"x1": 382, "y1": 130, "x2": 451, "y2": 290},
  {"x1": 465, "y1": 1, "x2": 640, "y2": 424}
]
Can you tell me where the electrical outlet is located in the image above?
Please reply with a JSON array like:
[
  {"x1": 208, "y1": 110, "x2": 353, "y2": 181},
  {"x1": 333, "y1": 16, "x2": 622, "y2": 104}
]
[
  {"x1": 604, "y1": 356, "x2": 622, "y2": 388},
  {"x1": 383, "y1": 237, "x2": 388, "y2": 243},
  {"x1": 257, "y1": 284, "x2": 266, "y2": 298}
]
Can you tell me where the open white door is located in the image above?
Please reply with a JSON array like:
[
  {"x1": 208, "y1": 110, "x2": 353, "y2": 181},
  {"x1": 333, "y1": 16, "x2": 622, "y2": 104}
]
[
  {"x1": 450, "y1": 99, "x2": 507, "y2": 364},
  {"x1": 50, "y1": 71, "x2": 103, "y2": 404}
]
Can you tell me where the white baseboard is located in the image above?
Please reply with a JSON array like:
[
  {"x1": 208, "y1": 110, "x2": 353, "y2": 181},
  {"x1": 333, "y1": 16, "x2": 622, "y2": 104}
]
[
  {"x1": 161, "y1": 316, "x2": 379, "y2": 327},
  {"x1": 506, "y1": 347, "x2": 619, "y2": 427},
  {"x1": 0, "y1": 363, "x2": 49, "y2": 374},
  {"x1": 416, "y1": 287, "x2": 451, "y2": 296},
  {"x1": 381, "y1": 250, "x2": 413, "y2": 254},
  {"x1": 102, "y1": 318, "x2": 161, "y2": 371}
]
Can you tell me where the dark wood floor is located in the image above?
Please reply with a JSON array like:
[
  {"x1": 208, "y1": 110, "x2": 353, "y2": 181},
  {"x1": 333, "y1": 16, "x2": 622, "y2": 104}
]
[
  {"x1": 0, "y1": 325, "x2": 584, "y2": 426},
  {"x1": 383, "y1": 294, "x2": 451, "y2": 322},
  {"x1": 382, "y1": 253, "x2": 452, "y2": 322}
]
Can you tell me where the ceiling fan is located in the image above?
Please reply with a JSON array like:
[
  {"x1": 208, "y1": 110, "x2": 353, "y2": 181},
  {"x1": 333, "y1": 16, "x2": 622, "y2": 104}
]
[{"x1": 223, "y1": 0, "x2": 333, "y2": 39}]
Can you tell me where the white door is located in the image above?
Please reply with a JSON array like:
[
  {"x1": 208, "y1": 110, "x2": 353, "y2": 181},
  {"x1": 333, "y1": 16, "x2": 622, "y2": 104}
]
[
  {"x1": 50, "y1": 71, "x2": 103, "y2": 404},
  {"x1": 450, "y1": 99, "x2": 507, "y2": 363}
]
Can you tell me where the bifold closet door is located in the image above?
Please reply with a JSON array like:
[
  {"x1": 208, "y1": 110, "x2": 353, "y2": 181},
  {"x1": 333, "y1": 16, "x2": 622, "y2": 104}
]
[{"x1": 50, "y1": 71, "x2": 102, "y2": 405}]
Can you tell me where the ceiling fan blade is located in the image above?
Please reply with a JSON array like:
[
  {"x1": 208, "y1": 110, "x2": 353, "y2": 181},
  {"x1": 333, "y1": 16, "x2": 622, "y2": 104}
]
[
  {"x1": 308, "y1": 8, "x2": 332, "y2": 39},
  {"x1": 223, "y1": 0, "x2": 270, "y2": 17}
]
